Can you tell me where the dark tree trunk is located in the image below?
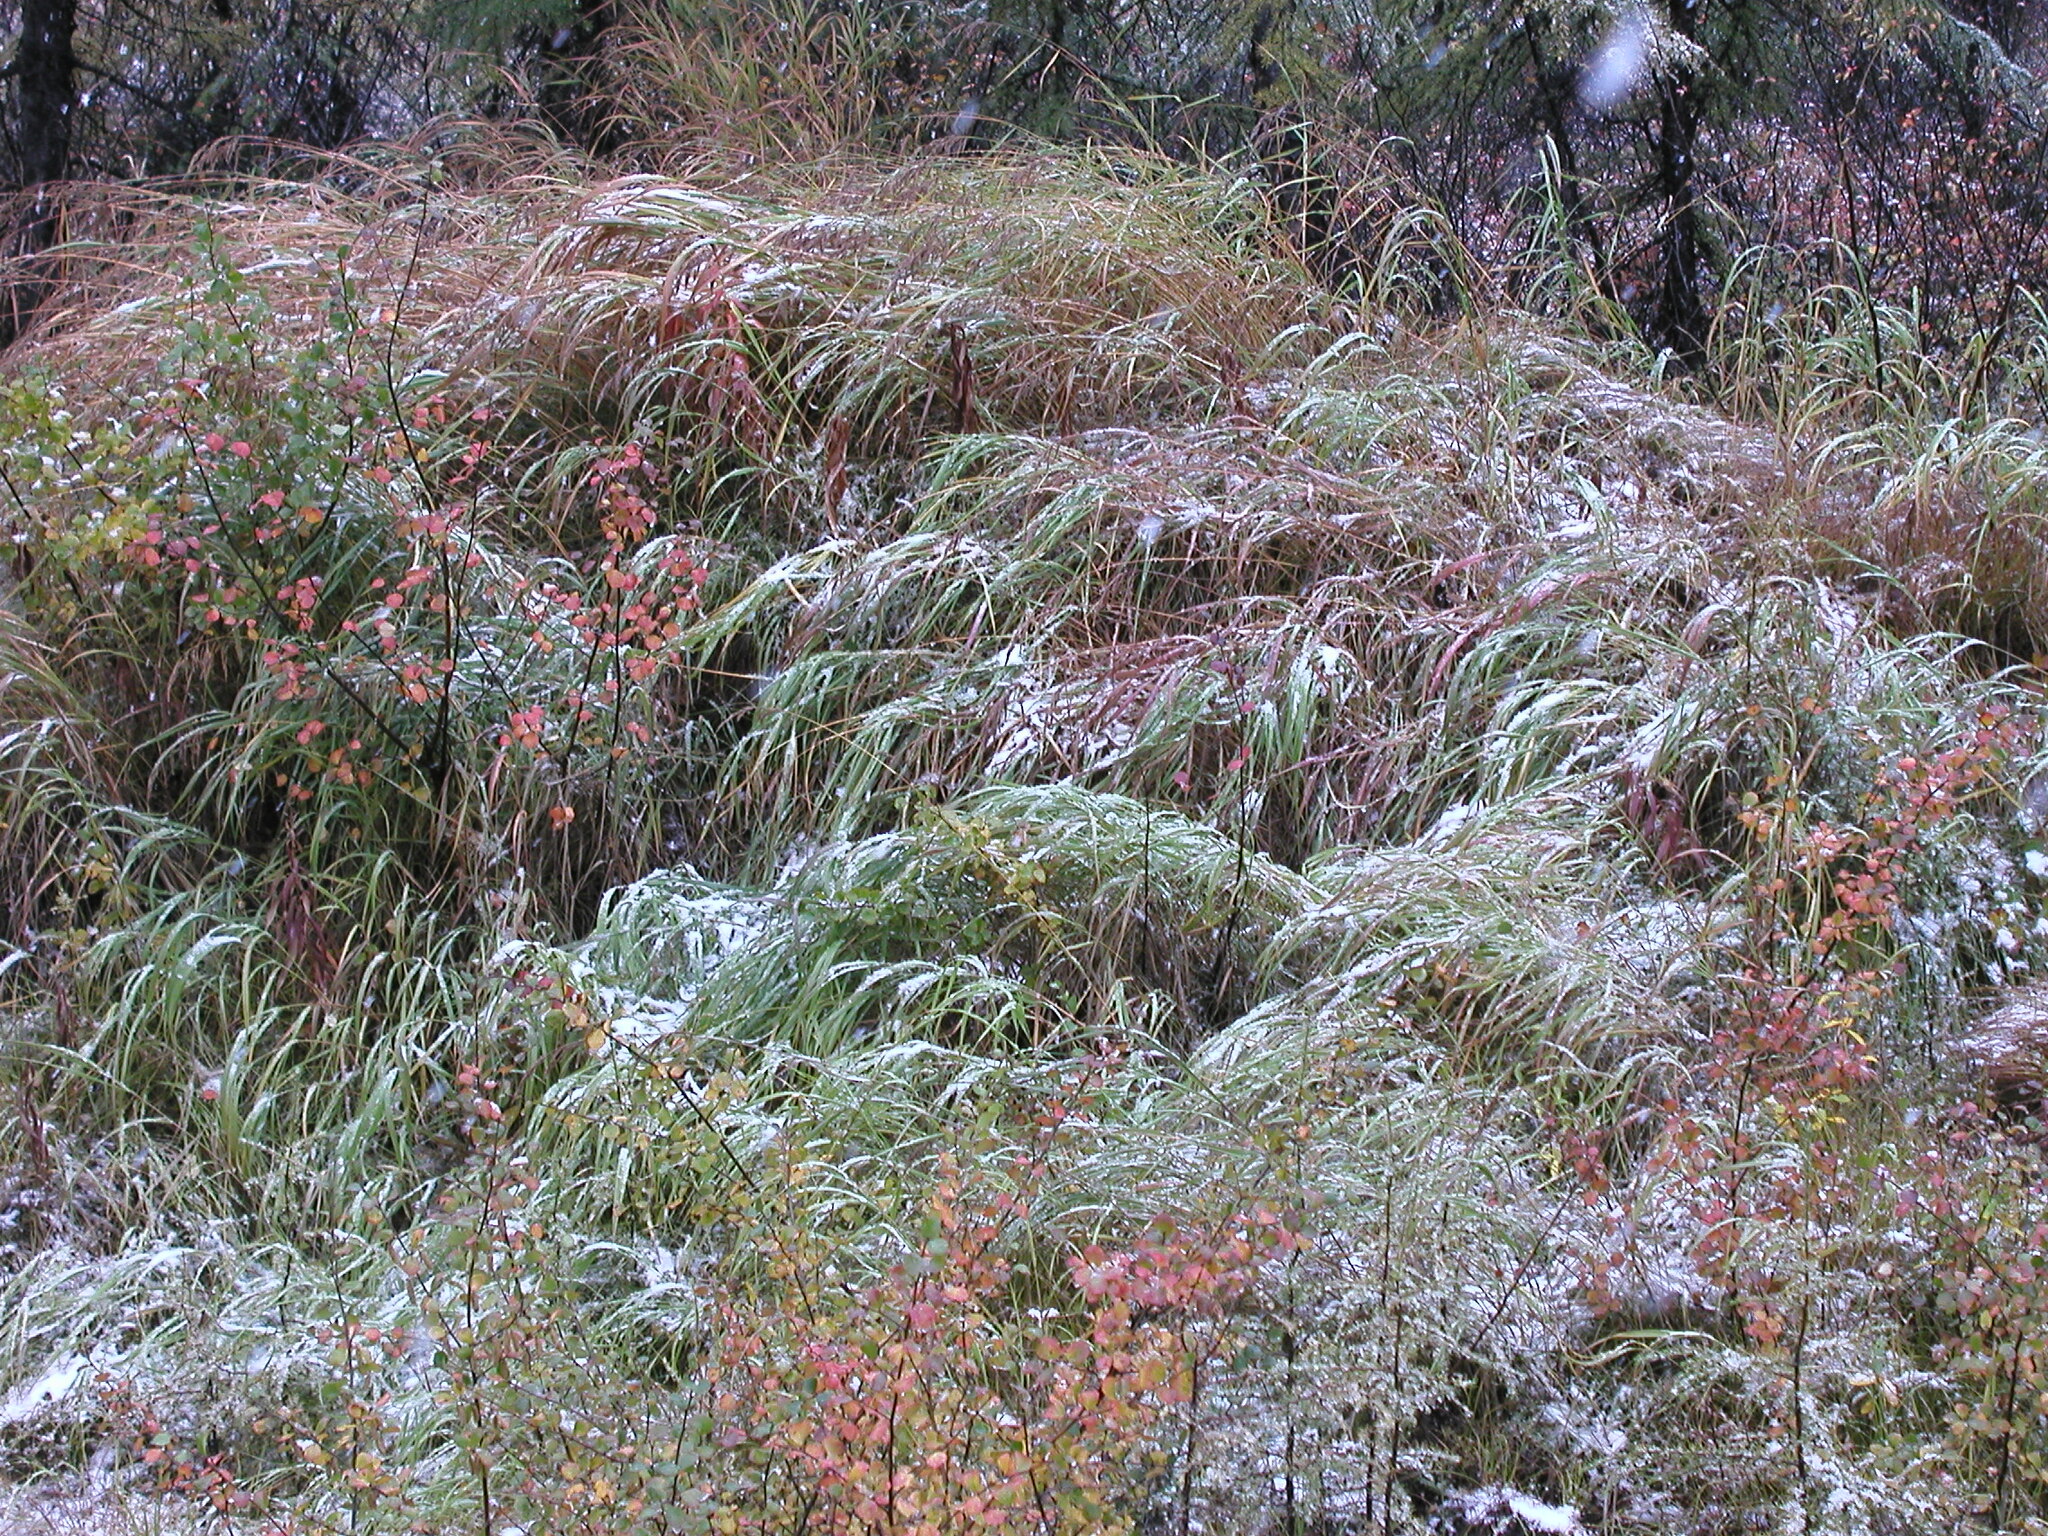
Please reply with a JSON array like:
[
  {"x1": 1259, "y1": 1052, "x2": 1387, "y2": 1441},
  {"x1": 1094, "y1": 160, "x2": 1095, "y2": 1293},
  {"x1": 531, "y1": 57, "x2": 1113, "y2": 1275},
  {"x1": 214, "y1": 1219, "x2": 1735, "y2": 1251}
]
[
  {"x1": 537, "y1": 0, "x2": 619, "y2": 151},
  {"x1": 1652, "y1": 0, "x2": 1709, "y2": 366},
  {"x1": 17, "y1": 0, "x2": 78, "y2": 223},
  {"x1": 1525, "y1": 11, "x2": 1585, "y2": 229},
  {"x1": 5, "y1": 0, "x2": 80, "y2": 346}
]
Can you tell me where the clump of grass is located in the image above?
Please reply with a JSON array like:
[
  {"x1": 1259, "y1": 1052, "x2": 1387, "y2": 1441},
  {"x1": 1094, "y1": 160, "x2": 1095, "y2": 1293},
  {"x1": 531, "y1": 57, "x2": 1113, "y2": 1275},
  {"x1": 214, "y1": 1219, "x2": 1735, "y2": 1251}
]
[{"x1": 8, "y1": 119, "x2": 2048, "y2": 1536}]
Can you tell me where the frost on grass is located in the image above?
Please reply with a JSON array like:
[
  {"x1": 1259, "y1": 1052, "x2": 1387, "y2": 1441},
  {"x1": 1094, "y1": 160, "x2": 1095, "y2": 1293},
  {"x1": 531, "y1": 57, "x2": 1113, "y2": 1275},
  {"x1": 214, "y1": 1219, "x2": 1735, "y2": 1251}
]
[{"x1": 0, "y1": 136, "x2": 2044, "y2": 1536}]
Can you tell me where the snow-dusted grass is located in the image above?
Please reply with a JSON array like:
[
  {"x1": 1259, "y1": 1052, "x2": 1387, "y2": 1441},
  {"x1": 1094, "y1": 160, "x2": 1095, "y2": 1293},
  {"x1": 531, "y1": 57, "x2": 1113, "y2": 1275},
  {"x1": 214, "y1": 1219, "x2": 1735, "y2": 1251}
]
[{"x1": 2, "y1": 129, "x2": 2048, "y2": 1532}]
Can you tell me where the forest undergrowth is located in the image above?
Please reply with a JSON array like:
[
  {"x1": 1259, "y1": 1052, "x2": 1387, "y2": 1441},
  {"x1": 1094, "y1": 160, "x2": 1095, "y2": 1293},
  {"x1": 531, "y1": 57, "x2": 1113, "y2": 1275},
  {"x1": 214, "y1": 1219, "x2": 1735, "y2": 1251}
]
[{"x1": 7, "y1": 118, "x2": 2048, "y2": 1536}]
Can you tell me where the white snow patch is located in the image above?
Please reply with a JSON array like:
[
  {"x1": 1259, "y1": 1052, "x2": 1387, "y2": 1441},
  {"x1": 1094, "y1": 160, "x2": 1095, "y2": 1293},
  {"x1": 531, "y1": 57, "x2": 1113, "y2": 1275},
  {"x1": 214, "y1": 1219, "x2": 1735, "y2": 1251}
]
[
  {"x1": 1442, "y1": 1484, "x2": 1585, "y2": 1534},
  {"x1": 1423, "y1": 801, "x2": 1479, "y2": 845},
  {"x1": 0, "y1": 1354, "x2": 90, "y2": 1426},
  {"x1": 1539, "y1": 1400, "x2": 1627, "y2": 1458}
]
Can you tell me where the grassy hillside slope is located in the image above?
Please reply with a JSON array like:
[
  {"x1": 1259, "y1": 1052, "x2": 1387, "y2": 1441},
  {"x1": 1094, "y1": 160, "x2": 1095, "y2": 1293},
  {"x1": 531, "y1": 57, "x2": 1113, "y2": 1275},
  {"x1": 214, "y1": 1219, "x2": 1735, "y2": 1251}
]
[{"x1": 4, "y1": 134, "x2": 2048, "y2": 1534}]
